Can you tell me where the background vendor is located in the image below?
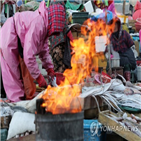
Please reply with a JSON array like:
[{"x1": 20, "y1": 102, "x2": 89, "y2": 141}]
[{"x1": 106, "y1": 17, "x2": 136, "y2": 81}]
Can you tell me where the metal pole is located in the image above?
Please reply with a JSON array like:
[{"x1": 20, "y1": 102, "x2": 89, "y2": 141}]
[
  {"x1": 123, "y1": 0, "x2": 126, "y2": 15},
  {"x1": 105, "y1": 9, "x2": 112, "y2": 76}
]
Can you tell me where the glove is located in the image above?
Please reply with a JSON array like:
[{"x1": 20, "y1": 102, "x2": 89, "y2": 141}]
[
  {"x1": 36, "y1": 74, "x2": 48, "y2": 88},
  {"x1": 55, "y1": 72, "x2": 65, "y2": 85},
  {"x1": 47, "y1": 68, "x2": 55, "y2": 81}
]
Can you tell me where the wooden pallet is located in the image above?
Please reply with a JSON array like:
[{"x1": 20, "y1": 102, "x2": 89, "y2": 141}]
[{"x1": 98, "y1": 110, "x2": 141, "y2": 141}]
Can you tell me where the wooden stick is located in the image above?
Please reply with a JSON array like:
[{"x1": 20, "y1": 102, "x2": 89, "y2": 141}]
[{"x1": 123, "y1": 0, "x2": 126, "y2": 15}]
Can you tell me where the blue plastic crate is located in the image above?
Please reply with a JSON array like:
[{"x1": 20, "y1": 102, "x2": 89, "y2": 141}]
[{"x1": 84, "y1": 119, "x2": 106, "y2": 141}]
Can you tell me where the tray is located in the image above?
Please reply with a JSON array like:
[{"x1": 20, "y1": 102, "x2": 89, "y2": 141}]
[{"x1": 98, "y1": 110, "x2": 141, "y2": 141}]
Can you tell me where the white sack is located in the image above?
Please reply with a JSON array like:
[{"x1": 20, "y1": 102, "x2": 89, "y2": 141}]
[{"x1": 7, "y1": 111, "x2": 35, "y2": 140}]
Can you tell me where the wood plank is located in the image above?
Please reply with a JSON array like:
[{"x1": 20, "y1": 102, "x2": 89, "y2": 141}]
[
  {"x1": 7, "y1": 134, "x2": 36, "y2": 141},
  {"x1": 98, "y1": 110, "x2": 141, "y2": 141}
]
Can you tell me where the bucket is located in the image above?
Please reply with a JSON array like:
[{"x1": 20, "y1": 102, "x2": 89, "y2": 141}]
[
  {"x1": 137, "y1": 66, "x2": 141, "y2": 81},
  {"x1": 36, "y1": 111, "x2": 84, "y2": 141},
  {"x1": 111, "y1": 58, "x2": 120, "y2": 68}
]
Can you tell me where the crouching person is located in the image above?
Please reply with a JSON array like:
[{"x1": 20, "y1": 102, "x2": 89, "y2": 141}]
[{"x1": 106, "y1": 17, "x2": 136, "y2": 81}]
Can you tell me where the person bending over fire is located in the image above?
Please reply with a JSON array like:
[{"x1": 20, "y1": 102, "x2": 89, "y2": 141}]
[{"x1": 0, "y1": 1, "x2": 66, "y2": 102}]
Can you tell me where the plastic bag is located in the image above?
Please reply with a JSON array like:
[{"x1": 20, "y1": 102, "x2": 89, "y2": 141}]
[{"x1": 19, "y1": 56, "x2": 36, "y2": 100}]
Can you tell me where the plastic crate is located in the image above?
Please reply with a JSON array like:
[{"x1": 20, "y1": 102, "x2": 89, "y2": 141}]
[
  {"x1": 72, "y1": 12, "x2": 89, "y2": 24},
  {"x1": 0, "y1": 129, "x2": 8, "y2": 141},
  {"x1": 83, "y1": 119, "x2": 106, "y2": 141}
]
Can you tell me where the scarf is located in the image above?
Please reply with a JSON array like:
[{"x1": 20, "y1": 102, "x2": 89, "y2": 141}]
[{"x1": 47, "y1": 4, "x2": 66, "y2": 36}]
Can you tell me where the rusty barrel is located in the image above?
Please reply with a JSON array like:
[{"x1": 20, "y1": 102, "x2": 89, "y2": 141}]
[{"x1": 35, "y1": 111, "x2": 84, "y2": 141}]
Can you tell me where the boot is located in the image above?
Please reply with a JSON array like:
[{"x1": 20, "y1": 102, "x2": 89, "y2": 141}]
[{"x1": 124, "y1": 71, "x2": 131, "y2": 81}]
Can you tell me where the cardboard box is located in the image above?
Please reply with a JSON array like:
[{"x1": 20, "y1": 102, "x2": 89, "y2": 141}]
[
  {"x1": 134, "y1": 41, "x2": 139, "y2": 56},
  {"x1": 129, "y1": 19, "x2": 136, "y2": 31},
  {"x1": 128, "y1": 20, "x2": 136, "y2": 27},
  {"x1": 98, "y1": 54, "x2": 107, "y2": 71}
]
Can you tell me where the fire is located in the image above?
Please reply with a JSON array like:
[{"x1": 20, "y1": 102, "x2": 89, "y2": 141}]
[{"x1": 41, "y1": 18, "x2": 116, "y2": 114}]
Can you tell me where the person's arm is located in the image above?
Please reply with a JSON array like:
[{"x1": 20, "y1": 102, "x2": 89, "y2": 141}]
[
  {"x1": 39, "y1": 38, "x2": 54, "y2": 80},
  {"x1": 39, "y1": 38, "x2": 54, "y2": 72},
  {"x1": 23, "y1": 17, "x2": 45, "y2": 80},
  {"x1": 23, "y1": 17, "x2": 48, "y2": 88}
]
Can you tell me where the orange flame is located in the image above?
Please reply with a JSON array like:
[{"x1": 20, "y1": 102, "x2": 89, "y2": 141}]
[{"x1": 41, "y1": 18, "x2": 116, "y2": 114}]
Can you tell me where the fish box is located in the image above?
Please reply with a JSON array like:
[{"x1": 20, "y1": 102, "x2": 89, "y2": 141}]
[{"x1": 99, "y1": 110, "x2": 141, "y2": 141}]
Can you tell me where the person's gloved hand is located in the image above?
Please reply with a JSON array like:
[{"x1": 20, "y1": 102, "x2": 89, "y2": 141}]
[
  {"x1": 36, "y1": 74, "x2": 48, "y2": 88},
  {"x1": 47, "y1": 68, "x2": 55, "y2": 81}
]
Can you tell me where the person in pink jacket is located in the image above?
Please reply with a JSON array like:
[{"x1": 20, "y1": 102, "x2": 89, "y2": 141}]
[{"x1": 0, "y1": 1, "x2": 66, "y2": 102}]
